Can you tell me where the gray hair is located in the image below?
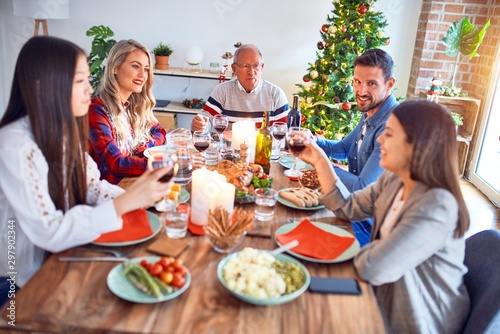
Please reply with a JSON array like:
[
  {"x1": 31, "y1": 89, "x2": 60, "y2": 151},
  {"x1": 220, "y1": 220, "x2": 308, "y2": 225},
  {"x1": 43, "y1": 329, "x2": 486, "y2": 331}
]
[{"x1": 233, "y1": 44, "x2": 263, "y2": 64}]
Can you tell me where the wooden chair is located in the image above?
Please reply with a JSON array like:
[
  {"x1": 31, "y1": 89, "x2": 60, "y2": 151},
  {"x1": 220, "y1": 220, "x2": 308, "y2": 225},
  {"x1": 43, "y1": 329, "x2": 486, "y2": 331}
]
[{"x1": 462, "y1": 229, "x2": 500, "y2": 334}]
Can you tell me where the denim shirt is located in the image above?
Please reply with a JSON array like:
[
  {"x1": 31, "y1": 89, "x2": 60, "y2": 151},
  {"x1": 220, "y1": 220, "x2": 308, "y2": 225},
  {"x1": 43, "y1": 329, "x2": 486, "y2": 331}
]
[{"x1": 317, "y1": 94, "x2": 399, "y2": 192}]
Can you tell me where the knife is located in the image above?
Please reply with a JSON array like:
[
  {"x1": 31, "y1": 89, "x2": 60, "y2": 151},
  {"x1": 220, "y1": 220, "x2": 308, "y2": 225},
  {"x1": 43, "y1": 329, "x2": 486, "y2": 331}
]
[{"x1": 58, "y1": 257, "x2": 128, "y2": 262}]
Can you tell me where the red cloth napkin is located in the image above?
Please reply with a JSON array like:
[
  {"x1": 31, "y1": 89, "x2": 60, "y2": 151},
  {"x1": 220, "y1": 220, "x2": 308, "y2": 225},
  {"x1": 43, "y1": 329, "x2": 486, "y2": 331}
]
[
  {"x1": 187, "y1": 221, "x2": 204, "y2": 236},
  {"x1": 276, "y1": 219, "x2": 355, "y2": 260},
  {"x1": 94, "y1": 209, "x2": 153, "y2": 243}
]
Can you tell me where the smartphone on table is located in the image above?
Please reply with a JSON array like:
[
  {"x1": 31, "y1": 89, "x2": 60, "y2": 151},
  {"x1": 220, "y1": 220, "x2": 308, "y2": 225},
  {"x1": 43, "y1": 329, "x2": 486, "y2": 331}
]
[{"x1": 308, "y1": 277, "x2": 362, "y2": 295}]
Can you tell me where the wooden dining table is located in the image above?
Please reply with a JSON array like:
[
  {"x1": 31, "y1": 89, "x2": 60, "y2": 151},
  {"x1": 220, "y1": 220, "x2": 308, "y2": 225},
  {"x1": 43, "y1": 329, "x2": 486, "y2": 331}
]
[{"x1": 0, "y1": 162, "x2": 385, "y2": 334}]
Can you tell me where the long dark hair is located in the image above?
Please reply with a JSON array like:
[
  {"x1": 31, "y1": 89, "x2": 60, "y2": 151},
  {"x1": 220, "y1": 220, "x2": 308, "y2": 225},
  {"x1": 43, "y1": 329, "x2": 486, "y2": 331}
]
[
  {"x1": 0, "y1": 36, "x2": 88, "y2": 212},
  {"x1": 393, "y1": 99, "x2": 470, "y2": 237}
]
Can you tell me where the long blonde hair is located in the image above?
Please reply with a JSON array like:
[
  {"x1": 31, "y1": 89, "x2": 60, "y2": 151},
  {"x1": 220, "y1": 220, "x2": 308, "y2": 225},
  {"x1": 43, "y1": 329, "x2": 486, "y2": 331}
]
[{"x1": 98, "y1": 39, "x2": 157, "y2": 154}]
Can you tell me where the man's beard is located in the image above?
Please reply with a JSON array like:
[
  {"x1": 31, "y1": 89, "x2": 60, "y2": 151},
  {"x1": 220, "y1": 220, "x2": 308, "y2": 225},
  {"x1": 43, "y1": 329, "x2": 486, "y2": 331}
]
[{"x1": 356, "y1": 95, "x2": 385, "y2": 113}]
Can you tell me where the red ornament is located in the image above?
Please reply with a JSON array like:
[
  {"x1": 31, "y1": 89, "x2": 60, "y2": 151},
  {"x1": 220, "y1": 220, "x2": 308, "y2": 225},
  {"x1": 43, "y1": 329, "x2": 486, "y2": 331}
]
[
  {"x1": 341, "y1": 26, "x2": 347, "y2": 33},
  {"x1": 324, "y1": 43, "x2": 329, "y2": 48},
  {"x1": 321, "y1": 24, "x2": 328, "y2": 33},
  {"x1": 317, "y1": 41, "x2": 324, "y2": 50},
  {"x1": 385, "y1": 38, "x2": 391, "y2": 45},
  {"x1": 301, "y1": 115, "x2": 307, "y2": 124},
  {"x1": 342, "y1": 101, "x2": 351, "y2": 110},
  {"x1": 303, "y1": 75, "x2": 310, "y2": 83},
  {"x1": 358, "y1": 4, "x2": 368, "y2": 14}
]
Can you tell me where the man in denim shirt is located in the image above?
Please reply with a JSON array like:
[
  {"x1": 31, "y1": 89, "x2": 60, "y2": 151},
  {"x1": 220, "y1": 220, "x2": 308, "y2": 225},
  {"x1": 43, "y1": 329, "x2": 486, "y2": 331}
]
[{"x1": 316, "y1": 49, "x2": 398, "y2": 244}]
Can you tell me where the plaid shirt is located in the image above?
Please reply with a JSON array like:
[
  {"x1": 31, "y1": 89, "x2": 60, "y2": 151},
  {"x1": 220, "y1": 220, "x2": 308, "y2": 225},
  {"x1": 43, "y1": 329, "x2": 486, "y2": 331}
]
[{"x1": 88, "y1": 97, "x2": 166, "y2": 185}]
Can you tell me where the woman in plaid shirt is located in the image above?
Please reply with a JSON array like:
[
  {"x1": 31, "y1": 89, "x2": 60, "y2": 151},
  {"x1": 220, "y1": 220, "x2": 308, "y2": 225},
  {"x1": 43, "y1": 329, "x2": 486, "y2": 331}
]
[{"x1": 88, "y1": 39, "x2": 166, "y2": 185}]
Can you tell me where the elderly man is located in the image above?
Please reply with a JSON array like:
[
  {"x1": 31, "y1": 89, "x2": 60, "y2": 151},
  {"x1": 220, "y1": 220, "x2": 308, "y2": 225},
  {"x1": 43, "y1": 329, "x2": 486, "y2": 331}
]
[{"x1": 191, "y1": 44, "x2": 289, "y2": 130}]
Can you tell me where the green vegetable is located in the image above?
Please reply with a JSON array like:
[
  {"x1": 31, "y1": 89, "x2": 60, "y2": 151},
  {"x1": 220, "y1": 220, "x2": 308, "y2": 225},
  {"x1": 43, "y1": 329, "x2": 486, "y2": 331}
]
[
  {"x1": 252, "y1": 176, "x2": 273, "y2": 189},
  {"x1": 124, "y1": 263, "x2": 163, "y2": 298},
  {"x1": 272, "y1": 260, "x2": 306, "y2": 294}
]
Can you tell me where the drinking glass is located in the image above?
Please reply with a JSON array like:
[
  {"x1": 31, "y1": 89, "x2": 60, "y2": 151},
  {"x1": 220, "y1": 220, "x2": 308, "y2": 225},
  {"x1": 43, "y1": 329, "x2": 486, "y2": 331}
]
[
  {"x1": 147, "y1": 151, "x2": 176, "y2": 211},
  {"x1": 284, "y1": 127, "x2": 311, "y2": 179},
  {"x1": 172, "y1": 147, "x2": 193, "y2": 186},
  {"x1": 192, "y1": 130, "x2": 211, "y2": 163},
  {"x1": 213, "y1": 114, "x2": 229, "y2": 150},
  {"x1": 271, "y1": 121, "x2": 287, "y2": 160}
]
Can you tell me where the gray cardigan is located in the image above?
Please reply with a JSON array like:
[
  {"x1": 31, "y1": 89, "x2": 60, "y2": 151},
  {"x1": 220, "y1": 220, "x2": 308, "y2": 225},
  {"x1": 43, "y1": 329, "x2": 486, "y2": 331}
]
[{"x1": 321, "y1": 171, "x2": 470, "y2": 334}]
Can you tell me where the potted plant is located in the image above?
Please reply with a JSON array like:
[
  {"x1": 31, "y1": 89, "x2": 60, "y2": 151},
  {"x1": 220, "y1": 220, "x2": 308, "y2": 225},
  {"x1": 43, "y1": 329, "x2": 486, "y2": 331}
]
[
  {"x1": 441, "y1": 17, "x2": 490, "y2": 96},
  {"x1": 86, "y1": 25, "x2": 116, "y2": 91},
  {"x1": 153, "y1": 42, "x2": 174, "y2": 70},
  {"x1": 451, "y1": 112, "x2": 463, "y2": 132}
]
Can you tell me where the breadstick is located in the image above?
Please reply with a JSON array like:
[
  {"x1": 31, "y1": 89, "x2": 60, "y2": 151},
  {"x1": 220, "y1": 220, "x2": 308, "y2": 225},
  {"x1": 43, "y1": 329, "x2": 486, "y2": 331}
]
[{"x1": 279, "y1": 190, "x2": 306, "y2": 207}]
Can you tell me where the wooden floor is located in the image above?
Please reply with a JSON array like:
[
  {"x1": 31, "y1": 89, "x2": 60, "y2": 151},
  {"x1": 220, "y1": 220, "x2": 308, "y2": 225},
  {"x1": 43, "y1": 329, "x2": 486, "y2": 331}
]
[{"x1": 460, "y1": 178, "x2": 500, "y2": 238}]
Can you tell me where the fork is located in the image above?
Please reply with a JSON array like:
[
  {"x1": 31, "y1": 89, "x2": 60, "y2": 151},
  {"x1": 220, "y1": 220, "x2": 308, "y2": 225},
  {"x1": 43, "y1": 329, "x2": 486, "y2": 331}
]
[{"x1": 75, "y1": 247, "x2": 136, "y2": 258}]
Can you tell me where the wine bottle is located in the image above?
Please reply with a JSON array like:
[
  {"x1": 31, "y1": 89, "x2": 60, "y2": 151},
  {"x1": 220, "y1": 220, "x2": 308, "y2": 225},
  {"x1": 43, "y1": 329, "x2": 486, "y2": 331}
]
[
  {"x1": 254, "y1": 111, "x2": 273, "y2": 174},
  {"x1": 287, "y1": 94, "x2": 301, "y2": 128}
]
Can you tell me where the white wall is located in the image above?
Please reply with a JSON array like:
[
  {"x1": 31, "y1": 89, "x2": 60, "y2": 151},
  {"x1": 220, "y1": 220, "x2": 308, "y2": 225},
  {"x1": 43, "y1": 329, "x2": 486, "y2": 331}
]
[{"x1": 0, "y1": 0, "x2": 422, "y2": 126}]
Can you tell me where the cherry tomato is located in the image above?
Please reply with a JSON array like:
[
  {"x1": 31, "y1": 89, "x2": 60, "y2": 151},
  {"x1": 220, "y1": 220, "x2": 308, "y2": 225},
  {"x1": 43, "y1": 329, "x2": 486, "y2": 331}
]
[
  {"x1": 165, "y1": 265, "x2": 176, "y2": 273},
  {"x1": 172, "y1": 258, "x2": 183, "y2": 268},
  {"x1": 262, "y1": 174, "x2": 269, "y2": 180},
  {"x1": 150, "y1": 263, "x2": 163, "y2": 277},
  {"x1": 140, "y1": 259, "x2": 149, "y2": 269},
  {"x1": 174, "y1": 265, "x2": 187, "y2": 277},
  {"x1": 171, "y1": 272, "x2": 186, "y2": 288},
  {"x1": 159, "y1": 271, "x2": 173, "y2": 284},
  {"x1": 158, "y1": 257, "x2": 172, "y2": 269}
]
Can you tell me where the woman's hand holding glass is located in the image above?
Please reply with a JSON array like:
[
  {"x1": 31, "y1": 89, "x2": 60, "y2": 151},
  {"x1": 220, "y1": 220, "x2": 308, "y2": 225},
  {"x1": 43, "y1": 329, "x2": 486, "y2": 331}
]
[{"x1": 147, "y1": 151, "x2": 177, "y2": 211}]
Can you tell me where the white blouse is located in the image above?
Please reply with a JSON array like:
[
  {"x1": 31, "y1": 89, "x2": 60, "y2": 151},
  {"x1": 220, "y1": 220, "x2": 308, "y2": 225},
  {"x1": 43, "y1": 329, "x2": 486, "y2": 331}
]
[{"x1": 0, "y1": 117, "x2": 124, "y2": 287}]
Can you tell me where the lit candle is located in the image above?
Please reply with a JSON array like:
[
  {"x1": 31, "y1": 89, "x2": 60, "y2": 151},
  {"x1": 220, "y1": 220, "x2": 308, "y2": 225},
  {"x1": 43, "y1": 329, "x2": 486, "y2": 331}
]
[
  {"x1": 191, "y1": 168, "x2": 235, "y2": 225},
  {"x1": 232, "y1": 120, "x2": 256, "y2": 163}
]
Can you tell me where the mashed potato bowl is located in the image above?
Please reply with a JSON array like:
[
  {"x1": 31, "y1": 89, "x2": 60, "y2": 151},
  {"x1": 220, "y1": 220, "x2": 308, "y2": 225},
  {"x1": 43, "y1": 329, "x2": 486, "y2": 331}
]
[{"x1": 217, "y1": 248, "x2": 310, "y2": 306}]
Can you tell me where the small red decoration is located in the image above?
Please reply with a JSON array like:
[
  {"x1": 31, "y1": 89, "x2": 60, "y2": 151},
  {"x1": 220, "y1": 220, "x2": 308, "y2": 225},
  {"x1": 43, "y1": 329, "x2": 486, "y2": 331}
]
[
  {"x1": 342, "y1": 101, "x2": 351, "y2": 110},
  {"x1": 317, "y1": 41, "x2": 324, "y2": 50},
  {"x1": 385, "y1": 38, "x2": 391, "y2": 45},
  {"x1": 341, "y1": 26, "x2": 347, "y2": 33},
  {"x1": 358, "y1": 4, "x2": 368, "y2": 14},
  {"x1": 321, "y1": 24, "x2": 328, "y2": 33},
  {"x1": 303, "y1": 75, "x2": 310, "y2": 83}
]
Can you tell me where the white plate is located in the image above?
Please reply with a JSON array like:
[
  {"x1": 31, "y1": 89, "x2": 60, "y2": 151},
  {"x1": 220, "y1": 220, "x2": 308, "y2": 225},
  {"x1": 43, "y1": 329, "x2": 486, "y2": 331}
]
[
  {"x1": 92, "y1": 211, "x2": 161, "y2": 247},
  {"x1": 217, "y1": 252, "x2": 310, "y2": 306},
  {"x1": 279, "y1": 155, "x2": 314, "y2": 170},
  {"x1": 274, "y1": 221, "x2": 360, "y2": 263},
  {"x1": 144, "y1": 145, "x2": 197, "y2": 158},
  {"x1": 277, "y1": 188, "x2": 325, "y2": 210},
  {"x1": 107, "y1": 256, "x2": 191, "y2": 303}
]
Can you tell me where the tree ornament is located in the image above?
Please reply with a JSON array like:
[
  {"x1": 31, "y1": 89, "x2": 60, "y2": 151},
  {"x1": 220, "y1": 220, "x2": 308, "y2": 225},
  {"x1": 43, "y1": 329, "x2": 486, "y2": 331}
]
[
  {"x1": 341, "y1": 26, "x2": 347, "y2": 33},
  {"x1": 345, "y1": 84, "x2": 353, "y2": 94},
  {"x1": 358, "y1": 4, "x2": 368, "y2": 14},
  {"x1": 366, "y1": 37, "x2": 372, "y2": 44},
  {"x1": 327, "y1": 25, "x2": 336, "y2": 34},
  {"x1": 310, "y1": 70, "x2": 319, "y2": 79},
  {"x1": 303, "y1": 75, "x2": 310, "y2": 83},
  {"x1": 376, "y1": 30, "x2": 384, "y2": 38},
  {"x1": 324, "y1": 42, "x2": 330, "y2": 48},
  {"x1": 317, "y1": 41, "x2": 324, "y2": 50},
  {"x1": 342, "y1": 101, "x2": 351, "y2": 110},
  {"x1": 333, "y1": 96, "x2": 340, "y2": 103},
  {"x1": 321, "y1": 24, "x2": 329, "y2": 33},
  {"x1": 385, "y1": 38, "x2": 391, "y2": 45}
]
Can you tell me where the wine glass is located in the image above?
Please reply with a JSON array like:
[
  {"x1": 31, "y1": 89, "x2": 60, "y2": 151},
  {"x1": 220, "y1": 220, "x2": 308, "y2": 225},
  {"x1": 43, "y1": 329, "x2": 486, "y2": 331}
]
[
  {"x1": 271, "y1": 121, "x2": 287, "y2": 160},
  {"x1": 147, "y1": 151, "x2": 176, "y2": 211},
  {"x1": 192, "y1": 130, "x2": 211, "y2": 163},
  {"x1": 213, "y1": 114, "x2": 229, "y2": 150},
  {"x1": 284, "y1": 127, "x2": 311, "y2": 180}
]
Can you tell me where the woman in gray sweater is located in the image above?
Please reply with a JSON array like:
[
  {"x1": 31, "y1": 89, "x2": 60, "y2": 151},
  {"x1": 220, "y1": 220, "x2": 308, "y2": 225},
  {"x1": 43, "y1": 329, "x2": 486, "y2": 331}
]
[{"x1": 294, "y1": 99, "x2": 470, "y2": 333}]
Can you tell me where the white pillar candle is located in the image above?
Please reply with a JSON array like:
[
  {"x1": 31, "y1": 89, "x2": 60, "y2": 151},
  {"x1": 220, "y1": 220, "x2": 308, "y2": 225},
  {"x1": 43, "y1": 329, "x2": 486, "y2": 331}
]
[
  {"x1": 191, "y1": 168, "x2": 235, "y2": 225},
  {"x1": 232, "y1": 120, "x2": 255, "y2": 152}
]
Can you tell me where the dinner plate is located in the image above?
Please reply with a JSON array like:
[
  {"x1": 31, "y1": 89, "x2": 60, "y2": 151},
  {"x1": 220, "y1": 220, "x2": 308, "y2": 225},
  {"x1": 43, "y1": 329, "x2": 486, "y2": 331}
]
[
  {"x1": 153, "y1": 189, "x2": 190, "y2": 212},
  {"x1": 144, "y1": 145, "x2": 197, "y2": 158},
  {"x1": 217, "y1": 252, "x2": 310, "y2": 306},
  {"x1": 92, "y1": 211, "x2": 161, "y2": 247},
  {"x1": 107, "y1": 256, "x2": 191, "y2": 303},
  {"x1": 274, "y1": 222, "x2": 360, "y2": 263},
  {"x1": 278, "y1": 155, "x2": 314, "y2": 170},
  {"x1": 277, "y1": 188, "x2": 325, "y2": 210}
]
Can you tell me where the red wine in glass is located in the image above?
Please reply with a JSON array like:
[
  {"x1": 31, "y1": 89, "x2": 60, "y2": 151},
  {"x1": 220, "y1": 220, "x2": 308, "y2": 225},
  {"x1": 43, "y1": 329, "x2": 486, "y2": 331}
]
[
  {"x1": 214, "y1": 124, "x2": 226, "y2": 133},
  {"x1": 194, "y1": 141, "x2": 210, "y2": 152},
  {"x1": 289, "y1": 141, "x2": 306, "y2": 154},
  {"x1": 273, "y1": 131, "x2": 286, "y2": 140},
  {"x1": 151, "y1": 162, "x2": 174, "y2": 183}
]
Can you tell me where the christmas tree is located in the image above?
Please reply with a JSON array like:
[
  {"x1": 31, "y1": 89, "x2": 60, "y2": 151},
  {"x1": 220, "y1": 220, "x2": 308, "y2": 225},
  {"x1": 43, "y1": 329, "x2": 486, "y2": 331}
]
[{"x1": 296, "y1": 0, "x2": 390, "y2": 140}]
